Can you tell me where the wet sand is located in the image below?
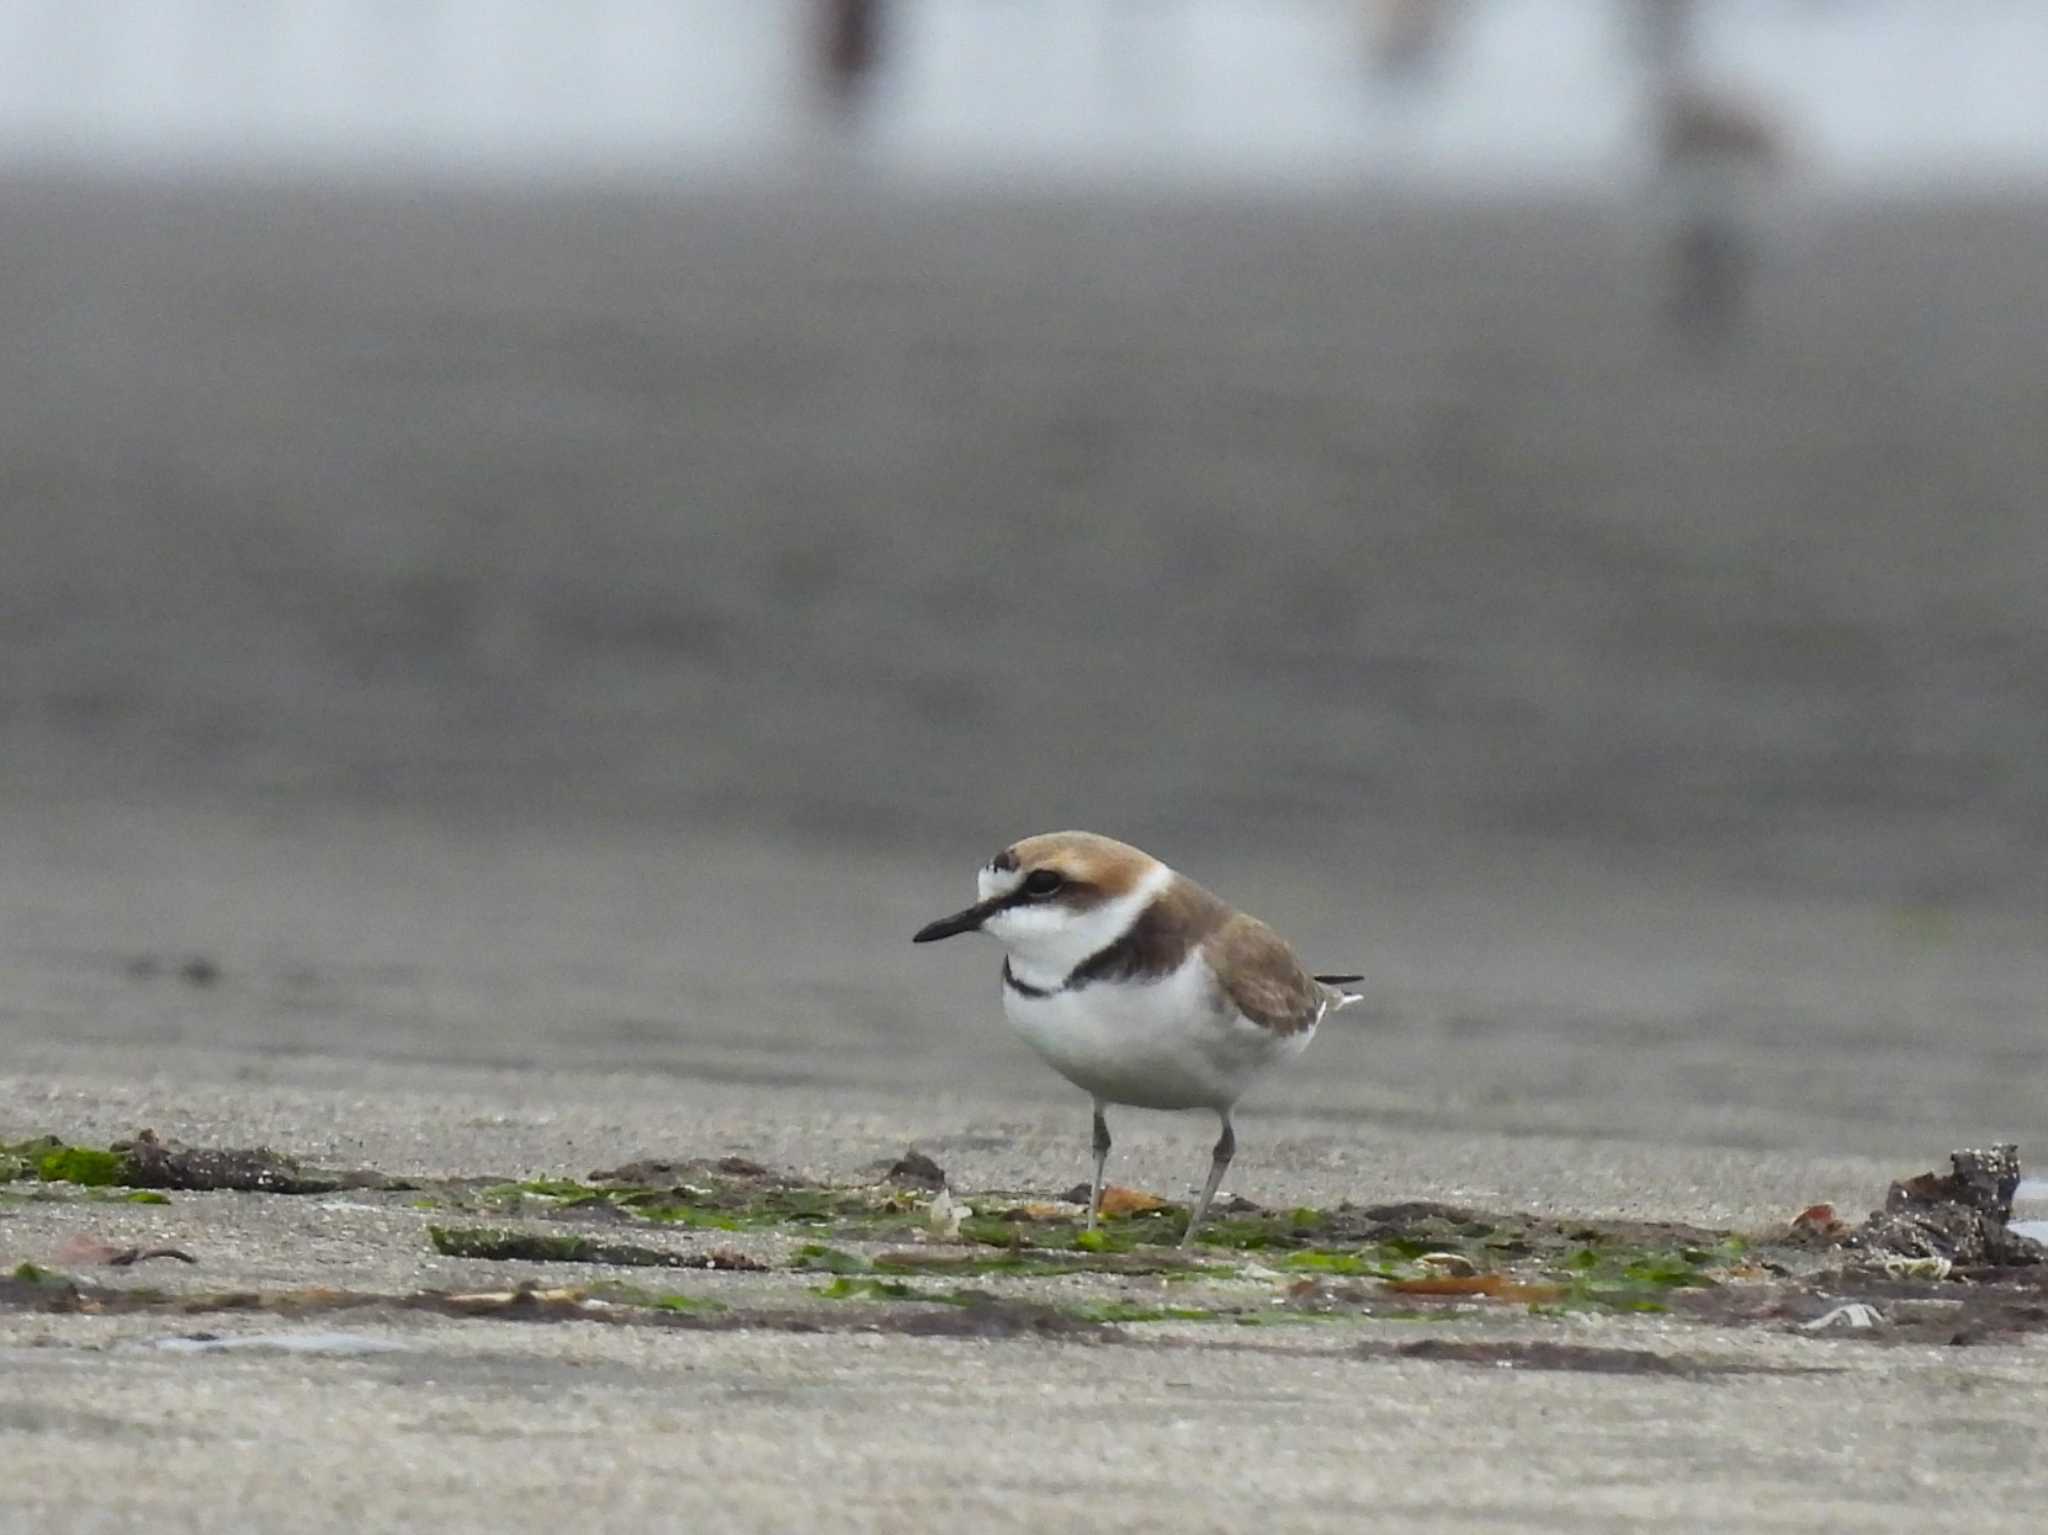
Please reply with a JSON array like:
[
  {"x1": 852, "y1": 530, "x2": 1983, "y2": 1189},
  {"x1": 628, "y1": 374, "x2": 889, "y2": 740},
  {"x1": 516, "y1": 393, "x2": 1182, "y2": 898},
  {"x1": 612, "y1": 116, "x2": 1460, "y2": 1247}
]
[{"x1": 4, "y1": 172, "x2": 2048, "y2": 1529}]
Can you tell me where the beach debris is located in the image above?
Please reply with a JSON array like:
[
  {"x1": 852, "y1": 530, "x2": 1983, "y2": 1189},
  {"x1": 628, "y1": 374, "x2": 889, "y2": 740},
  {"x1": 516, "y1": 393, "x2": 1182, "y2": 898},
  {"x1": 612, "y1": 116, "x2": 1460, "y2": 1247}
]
[
  {"x1": 1787, "y1": 1203, "x2": 1853, "y2": 1244},
  {"x1": 607, "y1": 1155, "x2": 782, "y2": 1185},
  {"x1": 588, "y1": 1158, "x2": 689, "y2": 1184},
  {"x1": 793, "y1": 1245, "x2": 870, "y2": 1274},
  {"x1": 1280, "y1": 1276, "x2": 1349, "y2": 1311},
  {"x1": 588, "y1": 1154, "x2": 782, "y2": 1187},
  {"x1": 1097, "y1": 1186, "x2": 1167, "y2": 1219},
  {"x1": 54, "y1": 1235, "x2": 197, "y2": 1267},
  {"x1": 1001, "y1": 1202, "x2": 1084, "y2": 1222},
  {"x1": 1383, "y1": 1272, "x2": 1568, "y2": 1304},
  {"x1": 697, "y1": 1246, "x2": 764, "y2": 1272},
  {"x1": 1845, "y1": 1145, "x2": 2046, "y2": 1268},
  {"x1": 925, "y1": 1187, "x2": 969, "y2": 1240},
  {"x1": 1415, "y1": 1251, "x2": 1479, "y2": 1277},
  {"x1": 886, "y1": 1149, "x2": 948, "y2": 1189},
  {"x1": 1798, "y1": 1302, "x2": 1884, "y2": 1332},
  {"x1": 117, "y1": 1128, "x2": 397, "y2": 1195},
  {"x1": 429, "y1": 1226, "x2": 766, "y2": 1270},
  {"x1": 5, "y1": 1130, "x2": 393, "y2": 1194},
  {"x1": 1881, "y1": 1254, "x2": 1953, "y2": 1282}
]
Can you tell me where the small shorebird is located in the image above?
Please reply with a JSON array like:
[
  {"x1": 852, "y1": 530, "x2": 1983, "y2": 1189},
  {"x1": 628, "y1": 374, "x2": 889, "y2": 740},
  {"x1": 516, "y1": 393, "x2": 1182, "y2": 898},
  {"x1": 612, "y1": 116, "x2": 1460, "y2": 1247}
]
[
  {"x1": 1652, "y1": 83, "x2": 1786, "y2": 343},
  {"x1": 913, "y1": 831, "x2": 1360, "y2": 1245}
]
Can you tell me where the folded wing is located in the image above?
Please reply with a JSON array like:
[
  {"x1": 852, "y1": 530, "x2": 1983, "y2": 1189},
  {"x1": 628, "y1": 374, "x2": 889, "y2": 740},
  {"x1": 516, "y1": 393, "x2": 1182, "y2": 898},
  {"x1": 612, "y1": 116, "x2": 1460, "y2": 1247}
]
[{"x1": 1206, "y1": 914, "x2": 1333, "y2": 1037}]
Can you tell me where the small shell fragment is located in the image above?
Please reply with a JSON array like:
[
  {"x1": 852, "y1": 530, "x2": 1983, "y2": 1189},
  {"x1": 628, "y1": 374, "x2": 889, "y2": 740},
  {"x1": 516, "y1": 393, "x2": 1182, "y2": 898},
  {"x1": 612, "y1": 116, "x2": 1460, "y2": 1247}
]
[
  {"x1": 1880, "y1": 1254, "x2": 1952, "y2": 1281},
  {"x1": 1415, "y1": 1251, "x2": 1478, "y2": 1277},
  {"x1": 926, "y1": 1187, "x2": 969, "y2": 1240},
  {"x1": 1797, "y1": 1302, "x2": 1884, "y2": 1331}
]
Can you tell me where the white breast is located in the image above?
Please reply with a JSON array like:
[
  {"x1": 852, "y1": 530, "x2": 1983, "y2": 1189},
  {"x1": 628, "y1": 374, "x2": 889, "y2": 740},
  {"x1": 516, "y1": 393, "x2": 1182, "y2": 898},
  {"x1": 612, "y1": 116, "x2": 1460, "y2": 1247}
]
[{"x1": 1000, "y1": 955, "x2": 1313, "y2": 1112}]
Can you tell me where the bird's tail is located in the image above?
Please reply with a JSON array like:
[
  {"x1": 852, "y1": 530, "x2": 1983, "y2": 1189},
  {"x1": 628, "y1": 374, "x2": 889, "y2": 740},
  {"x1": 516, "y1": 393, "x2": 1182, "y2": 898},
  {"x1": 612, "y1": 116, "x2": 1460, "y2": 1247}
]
[{"x1": 1313, "y1": 974, "x2": 1366, "y2": 1013}]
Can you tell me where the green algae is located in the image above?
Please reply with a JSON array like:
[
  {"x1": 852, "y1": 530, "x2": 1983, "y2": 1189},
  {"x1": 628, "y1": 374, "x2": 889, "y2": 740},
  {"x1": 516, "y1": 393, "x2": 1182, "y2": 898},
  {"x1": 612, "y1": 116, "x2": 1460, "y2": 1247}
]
[
  {"x1": 428, "y1": 1225, "x2": 716, "y2": 1269},
  {"x1": 36, "y1": 1187, "x2": 177, "y2": 1205},
  {"x1": 815, "y1": 1277, "x2": 981, "y2": 1305},
  {"x1": 36, "y1": 1146, "x2": 130, "y2": 1187},
  {"x1": 651, "y1": 1293, "x2": 729, "y2": 1315},
  {"x1": 478, "y1": 1179, "x2": 646, "y2": 1213},
  {"x1": 503, "y1": 1187, "x2": 606, "y2": 1211},
  {"x1": 3, "y1": 1132, "x2": 367, "y2": 1195},
  {"x1": 792, "y1": 1244, "x2": 870, "y2": 1274},
  {"x1": 1173, "y1": 1206, "x2": 1330, "y2": 1250},
  {"x1": 624, "y1": 1184, "x2": 920, "y2": 1234},
  {"x1": 432, "y1": 1173, "x2": 1758, "y2": 1313},
  {"x1": 1, "y1": 1136, "x2": 133, "y2": 1189},
  {"x1": 1073, "y1": 1301, "x2": 1225, "y2": 1324},
  {"x1": 0, "y1": 1132, "x2": 1789, "y2": 1329},
  {"x1": 1184, "y1": 1219, "x2": 1295, "y2": 1251},
  {"x1": 1, "y1": 1136, "x2": 65, "y2": 1183},
  {"x1": 632, "y1": 1204, "x2": 747, "y2": 1231},
  {"x1": 817, "y1": 1276, "x2": 915, "y2": 1301},
  {"x1": 1378, "y1": 1234, "x2": 1462, "y2": 1259},
  {"x1": 1539, "y1": 1240, "x2": 1742, "y2": 1314},
  {"x1": 955, "y1": 1216, "x2": 1030, "y2": 1248},
  {"x1": 582, "y1": 1282, "x2": 727, "y2": 1314},
  {"x1": 1283, "y1": 1250, "x2": 1391, "y2": 1277},
  {"x1": 432, "y1": 1226, "x2": 609, "y2": 1263}
]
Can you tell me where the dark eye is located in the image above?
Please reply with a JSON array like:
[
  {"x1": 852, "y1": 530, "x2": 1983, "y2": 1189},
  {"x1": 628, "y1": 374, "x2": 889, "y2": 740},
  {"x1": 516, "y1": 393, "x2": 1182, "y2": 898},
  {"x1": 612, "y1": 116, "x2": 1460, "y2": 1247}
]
[{"x1": 1023, "y1": 869, "x2": 1064, "y2": 898}]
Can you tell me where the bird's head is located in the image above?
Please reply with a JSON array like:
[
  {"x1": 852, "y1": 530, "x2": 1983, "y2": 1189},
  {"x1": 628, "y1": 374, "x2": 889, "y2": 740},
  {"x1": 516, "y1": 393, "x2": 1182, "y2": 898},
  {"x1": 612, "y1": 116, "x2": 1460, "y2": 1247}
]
[{"x1": 912, "y1": 830, "x2": 1171, "y2": 982}]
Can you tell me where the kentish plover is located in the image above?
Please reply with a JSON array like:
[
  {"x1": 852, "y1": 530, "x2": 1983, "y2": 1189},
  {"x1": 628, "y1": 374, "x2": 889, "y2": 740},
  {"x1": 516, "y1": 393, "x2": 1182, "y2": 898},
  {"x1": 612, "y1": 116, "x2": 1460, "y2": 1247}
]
[{"x1": 914, "y1": 831, "x2": 1360, "y2": 1246}]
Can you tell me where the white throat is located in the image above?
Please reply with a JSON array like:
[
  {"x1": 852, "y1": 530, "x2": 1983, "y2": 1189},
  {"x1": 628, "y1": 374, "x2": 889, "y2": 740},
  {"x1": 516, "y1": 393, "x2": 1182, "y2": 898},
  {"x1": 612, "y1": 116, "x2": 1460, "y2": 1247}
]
[{"x1": 982, "y1": 861, "x2": 1174, "y2": 991}]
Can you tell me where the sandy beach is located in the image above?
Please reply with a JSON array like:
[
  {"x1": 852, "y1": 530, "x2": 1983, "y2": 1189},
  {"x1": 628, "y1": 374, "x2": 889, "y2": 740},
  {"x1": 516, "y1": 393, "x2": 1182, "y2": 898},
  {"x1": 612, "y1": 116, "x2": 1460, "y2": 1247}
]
[{"x1": 4, "y1": 171, "x2": 2047, "y2": 1530}]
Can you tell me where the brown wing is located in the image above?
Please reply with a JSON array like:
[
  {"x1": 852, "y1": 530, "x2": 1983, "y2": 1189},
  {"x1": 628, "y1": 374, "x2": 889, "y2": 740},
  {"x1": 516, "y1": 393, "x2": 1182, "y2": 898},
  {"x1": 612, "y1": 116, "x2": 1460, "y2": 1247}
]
[{"x1": 1205, "y1": 914, "x2": 1326, "y2": 1037}]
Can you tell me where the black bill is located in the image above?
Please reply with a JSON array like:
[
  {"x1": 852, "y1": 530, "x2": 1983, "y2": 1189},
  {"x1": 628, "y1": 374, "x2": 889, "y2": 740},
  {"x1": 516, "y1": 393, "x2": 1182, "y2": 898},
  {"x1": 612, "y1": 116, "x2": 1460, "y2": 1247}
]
[{"x1": 912, "y1": 900, "x2": 995, "y2": 943}]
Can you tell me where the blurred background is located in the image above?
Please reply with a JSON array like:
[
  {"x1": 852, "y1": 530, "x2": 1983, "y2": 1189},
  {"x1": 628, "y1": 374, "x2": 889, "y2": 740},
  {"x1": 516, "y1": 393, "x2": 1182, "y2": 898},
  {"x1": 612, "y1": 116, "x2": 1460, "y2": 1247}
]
[{"x1": 3, "y1": 1, "x2": 2045, "y2": 1177}]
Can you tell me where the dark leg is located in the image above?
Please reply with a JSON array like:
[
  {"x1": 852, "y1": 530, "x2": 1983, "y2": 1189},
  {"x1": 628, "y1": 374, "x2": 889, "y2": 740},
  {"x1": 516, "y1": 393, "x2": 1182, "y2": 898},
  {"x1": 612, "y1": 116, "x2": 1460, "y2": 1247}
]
[
  {"x1": 1087, "y1": 1100, "x2": 1111, "y2": 1230},
  {"x1": 1181, "y1": 1115, "x2": 1235, "y2": 1248}
]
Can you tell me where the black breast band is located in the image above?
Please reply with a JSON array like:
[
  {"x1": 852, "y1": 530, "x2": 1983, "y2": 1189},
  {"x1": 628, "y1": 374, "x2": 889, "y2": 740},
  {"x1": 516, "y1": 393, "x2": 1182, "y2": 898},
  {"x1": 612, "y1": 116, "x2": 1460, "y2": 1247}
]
[{"x1": 1001, "y1": 960, "x2": 1053, "y2": 999}]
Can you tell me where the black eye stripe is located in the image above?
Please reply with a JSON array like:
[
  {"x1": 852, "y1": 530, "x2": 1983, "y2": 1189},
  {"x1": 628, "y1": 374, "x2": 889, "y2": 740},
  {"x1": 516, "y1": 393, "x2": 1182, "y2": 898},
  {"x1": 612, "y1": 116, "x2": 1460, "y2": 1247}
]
[{"x1": 985, "y1": 869, "x2": 1066, "y2": 916}]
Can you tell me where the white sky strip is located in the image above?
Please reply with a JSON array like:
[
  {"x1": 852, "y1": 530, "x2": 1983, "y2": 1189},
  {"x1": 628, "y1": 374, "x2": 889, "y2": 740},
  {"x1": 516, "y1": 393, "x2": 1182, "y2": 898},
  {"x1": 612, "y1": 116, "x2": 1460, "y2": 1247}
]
[{"x1": 0, "y1": 0, "x2": 2039, "y2": 188}]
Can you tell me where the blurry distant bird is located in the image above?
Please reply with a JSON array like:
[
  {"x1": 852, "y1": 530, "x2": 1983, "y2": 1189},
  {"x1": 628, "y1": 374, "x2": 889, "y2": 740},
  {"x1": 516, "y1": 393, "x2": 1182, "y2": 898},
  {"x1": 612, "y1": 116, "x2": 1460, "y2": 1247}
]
[
  {"x1": 1365, "y1": 0, "x2": 1462, "y2": 82},
  {"x1": 818, "y1": 0, "x2": 883, "y2": 106},
  {"x1": 1654, "y1": 83, "x2": 1786, "y2": 346},
  {"x1": 1660, "y1": 84, "x2": 1784, "y2": 179}
]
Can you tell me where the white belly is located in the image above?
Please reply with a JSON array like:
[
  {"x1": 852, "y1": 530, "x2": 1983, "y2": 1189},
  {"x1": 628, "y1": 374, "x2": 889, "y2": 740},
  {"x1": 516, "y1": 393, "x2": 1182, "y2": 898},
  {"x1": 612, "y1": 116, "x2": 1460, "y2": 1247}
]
[{"x1": 1000, "y1": 958, "x2": 1312, "y2": 1112}]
